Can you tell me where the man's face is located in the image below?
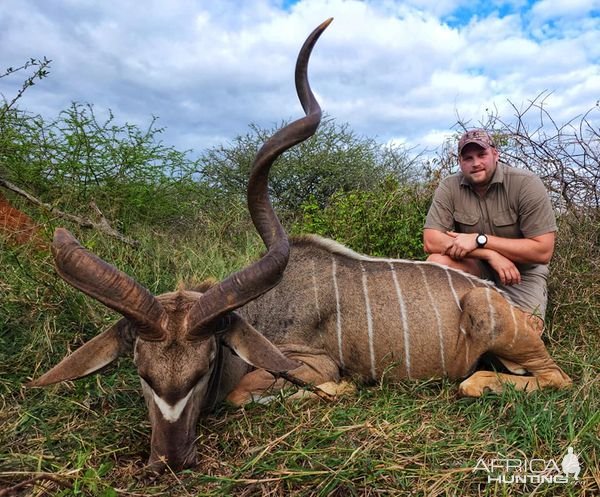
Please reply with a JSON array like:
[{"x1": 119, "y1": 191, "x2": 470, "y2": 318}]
[{"x1": 459, "y1": 143, "x2": 499, "y2": 188}]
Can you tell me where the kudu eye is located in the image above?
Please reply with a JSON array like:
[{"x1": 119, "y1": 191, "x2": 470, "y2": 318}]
[{"x1": 215, "y1": 314, "x2": 232, "y2": 334}]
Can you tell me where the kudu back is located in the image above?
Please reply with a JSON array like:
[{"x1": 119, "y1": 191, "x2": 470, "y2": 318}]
[{"x1": 29, "y1": 18, "x2": 571, "y2": 472}]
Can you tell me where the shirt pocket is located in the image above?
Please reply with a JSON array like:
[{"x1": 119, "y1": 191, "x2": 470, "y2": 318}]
[
  {"x1": 492, "y1": 208, "x2": 520, "y2": 238},
  {"x1": 454, "y1": 210, "x2": 479, "y2": 233}
]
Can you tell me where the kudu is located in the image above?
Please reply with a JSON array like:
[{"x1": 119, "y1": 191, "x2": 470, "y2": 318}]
[{"x1": 29, "y1": 18, "x2": 572, "y2": 472}]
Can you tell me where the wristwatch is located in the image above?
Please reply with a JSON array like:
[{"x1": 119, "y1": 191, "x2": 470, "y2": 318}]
[{"x1": 476, "y1": 233, "x2": 488, "y2": 248}]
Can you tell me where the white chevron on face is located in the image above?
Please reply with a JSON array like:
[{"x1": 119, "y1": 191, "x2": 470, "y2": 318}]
[{"x1": 141, "y1": 375, "x2": 209, "y2": 423}]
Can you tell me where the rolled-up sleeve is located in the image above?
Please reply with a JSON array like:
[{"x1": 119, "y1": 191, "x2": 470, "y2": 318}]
[{"x1": 518, "y1": 176, "x2": 557, "y2": 238}]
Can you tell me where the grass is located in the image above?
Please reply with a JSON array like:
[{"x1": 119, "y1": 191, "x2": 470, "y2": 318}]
[{"x1": 1, "y1": 215, "x2": 599, "y2": 496}]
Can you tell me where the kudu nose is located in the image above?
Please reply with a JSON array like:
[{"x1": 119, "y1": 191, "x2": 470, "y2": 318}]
[{"x1": 147, "y1": 447, "x2": 198, "y2": 473}]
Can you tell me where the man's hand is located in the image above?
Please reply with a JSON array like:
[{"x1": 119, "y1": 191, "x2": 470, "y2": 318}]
[
  {"x1": 486, "y1": 251, "x2": 521, "y2": 285},
  {"x1": 443, "y1": 231, "x2": 478, "y2": 259}
]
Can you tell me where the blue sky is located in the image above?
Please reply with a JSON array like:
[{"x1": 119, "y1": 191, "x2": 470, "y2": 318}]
[
  {"x1": 444, "y1": 1, "x2": 536, "y2": 28},
  {"x1": 1, "y1": 0, "x2": 598, "y2": 156}
]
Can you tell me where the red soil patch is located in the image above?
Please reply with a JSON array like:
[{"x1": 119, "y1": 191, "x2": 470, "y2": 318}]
[{"x1": 0, "y1": 192, "x2": 44, "y2": 248}]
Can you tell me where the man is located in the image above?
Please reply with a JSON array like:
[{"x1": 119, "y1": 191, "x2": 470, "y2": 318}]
[{"x1": 423, "y1": 129, "x2": 557, "y2": 332}]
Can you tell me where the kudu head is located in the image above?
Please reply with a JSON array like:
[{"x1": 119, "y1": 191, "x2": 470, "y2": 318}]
[{"x1": 29, "y1": 18, "x2": 332, "y2": 472}]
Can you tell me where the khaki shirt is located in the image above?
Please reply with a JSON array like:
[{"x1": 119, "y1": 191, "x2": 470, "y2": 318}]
[{"x1": 425, "y1": 162, "x2": 557, "y2": 276}]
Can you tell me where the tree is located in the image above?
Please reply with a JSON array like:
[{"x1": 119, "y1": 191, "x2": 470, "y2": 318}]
[
  {"x1": 200, "y1": 116, "x2": 420, "y2": 216},
  {"x1": 1, "y1": 101, "x2": 206, "y2": 232}
]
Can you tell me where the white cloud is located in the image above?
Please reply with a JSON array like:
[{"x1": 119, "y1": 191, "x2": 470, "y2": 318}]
[{"x1": 0, "y1": 0, "x2": 597, "y2": 158}]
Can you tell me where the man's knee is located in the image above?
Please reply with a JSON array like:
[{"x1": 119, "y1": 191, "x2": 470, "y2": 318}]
[
  {"x1": 426, "y1": 254, "x2": 482, "y2": 277},
  {"x1": 426, "y1": 253, "x2": 450, "y2": 265}
]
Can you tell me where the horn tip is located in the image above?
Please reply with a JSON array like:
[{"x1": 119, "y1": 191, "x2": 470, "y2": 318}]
[{"x1": 53, "y1": 227, "x2": 76, "y2": 245}]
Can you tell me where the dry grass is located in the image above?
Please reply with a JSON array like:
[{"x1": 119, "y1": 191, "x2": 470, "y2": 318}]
[{"x1": 1, "y1": 216, "x2": 598, "y2": 496}]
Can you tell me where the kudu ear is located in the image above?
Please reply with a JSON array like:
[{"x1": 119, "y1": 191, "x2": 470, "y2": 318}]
[
  {"x1": 28, "y1": 319, "x2": 132, "y2": 387},
  {"x1": 222, "y1": 313, "x2": 300, "y2": 372}
]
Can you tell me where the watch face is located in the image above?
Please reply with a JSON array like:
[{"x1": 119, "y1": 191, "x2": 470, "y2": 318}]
[{"x1": 477, "y1": 234, "x2": 487, "y2": 246}]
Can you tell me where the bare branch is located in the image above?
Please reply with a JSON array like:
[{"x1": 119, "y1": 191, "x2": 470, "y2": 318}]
[
  {"x1": 0, "y1": 57, "x2": 52, "y2": 120},
  {"x1": 0, "y1": 176, "x2": 140, "y2": 246},
  {"x1": 446, "y1": 95, "x2": 600, "y2": 212},
  {"x1": 274, "y1": 371, "x2": 336, "y2": 402},
  {"x1": 0, "y1": 474, "x2": 72, "y2": 497}
]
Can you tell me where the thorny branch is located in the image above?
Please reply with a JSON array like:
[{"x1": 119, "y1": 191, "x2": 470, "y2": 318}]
[
  {"x1": 0, "y1": 57, "x2": 52, "y2": 121},
  {"x1": 439, "y1": 92, "x2": 600, "y2": 213}
]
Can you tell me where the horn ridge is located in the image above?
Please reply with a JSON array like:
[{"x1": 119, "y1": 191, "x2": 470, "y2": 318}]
[
  {"x1": 248, "y1": 18, "x2": 331, "y2": 248},
  {"x1": 52, "y1": 228, "x2": 167, "y2": 341},
  {"x1": 187, "y1": 19, "x2": 332, "y2": 337}
]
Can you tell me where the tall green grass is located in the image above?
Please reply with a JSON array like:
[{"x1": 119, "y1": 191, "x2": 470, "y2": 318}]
[{"x1": 1, "y1": 210, "x2": 598, "y2": 496}]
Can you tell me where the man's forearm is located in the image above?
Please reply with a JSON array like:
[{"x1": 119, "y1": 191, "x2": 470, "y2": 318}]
[
  {"x1": 425, "y1": 229, "x2": 555, "y2": 265},
  {"x1": 423, "y1": 228, "x2": 453, "y2": 254},
  {"x1": 479, "y1": 234, "x2": 554, "y2": 265}
]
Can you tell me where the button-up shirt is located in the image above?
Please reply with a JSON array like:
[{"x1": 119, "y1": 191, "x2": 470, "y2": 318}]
[{"x1": 424, "y1": 162, "x2": 557, "y2": 275}]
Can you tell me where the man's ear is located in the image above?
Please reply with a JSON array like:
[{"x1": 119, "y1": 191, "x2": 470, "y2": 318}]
[
  {"x1": 28, "y1": 319, "x2": 132, "y2": 387},
  {"x1": 221, "y1": 313, "x2": 300, "y2": 372}
]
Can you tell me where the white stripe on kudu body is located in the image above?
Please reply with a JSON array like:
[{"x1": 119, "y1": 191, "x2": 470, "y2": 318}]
[
  {"x1": 331, "y1": 256, "x2": 345, "y2": 369},
  {"x1": 388, "y1": 262, "x2": 411, "y2": 379},
  {"x1": 418, "y1": 265, "x2": 447, "y2": 375},
  {"x1": 485, "y1": 288, "x2": 496, "y2": 337},
  {"x1": 360, "y1": 262, "x2": 377, "y2": 380},
  {"x1": 444, "y1": 268, "x2": 462, "y2": 310},
  {"x1": 459, "y1": 324, "x2": 471, "y2": 366},
  {"x1": 509, "y1": 304, "x2": 519, "y2": 347},
  {"x1": 311, "y1": 259, "x2": 321, "y2": 323}
]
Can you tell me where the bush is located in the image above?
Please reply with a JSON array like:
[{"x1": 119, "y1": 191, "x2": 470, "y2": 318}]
[
  {"x1": 548, "y1": 211, "x2": 600, "y2": 342},
  {"x1": 1, "y1": 102, "x2": 208, "y2": 231},
  {"x1": 293, "y1": 178, "x2": 432, "y2": 259}
]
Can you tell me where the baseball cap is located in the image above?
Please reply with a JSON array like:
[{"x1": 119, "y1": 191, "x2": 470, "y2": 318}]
[{"x1": 458, "y1": 129, "x2": 495, "y2": 155}]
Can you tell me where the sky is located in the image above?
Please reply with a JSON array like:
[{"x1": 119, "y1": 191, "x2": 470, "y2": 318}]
[{"x1": 1, "y1": 0, "x2": 599, "y2": 158}]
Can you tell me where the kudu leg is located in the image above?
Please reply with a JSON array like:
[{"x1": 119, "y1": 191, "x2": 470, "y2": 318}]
[
  {"x1": 456, "y1": 288, "x2": 572, "y2": 397},
  {"x1": 226, "y1": 345, "x2": 341, "y2": 406}
]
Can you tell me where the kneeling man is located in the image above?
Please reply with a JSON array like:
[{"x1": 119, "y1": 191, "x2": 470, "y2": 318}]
[{"x1": 423, "y1": 129, "x2": 557, "y2": 333}]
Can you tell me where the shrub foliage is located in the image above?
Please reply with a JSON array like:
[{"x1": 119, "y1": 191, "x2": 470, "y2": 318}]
[
  {"x1": 200, "y1": 117, "x2": 419, "y2": 215},
  {"x1": 294, "y1": 178, "x2": 432, "y2": 259}
]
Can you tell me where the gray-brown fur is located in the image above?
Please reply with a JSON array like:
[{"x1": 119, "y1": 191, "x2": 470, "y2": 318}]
[
  {"x1": 241, "y1": 235, "x2": 495, "y2": 382},
  {"x1": 228, "y1": 234, "x2": 571, "y2": 404}
]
